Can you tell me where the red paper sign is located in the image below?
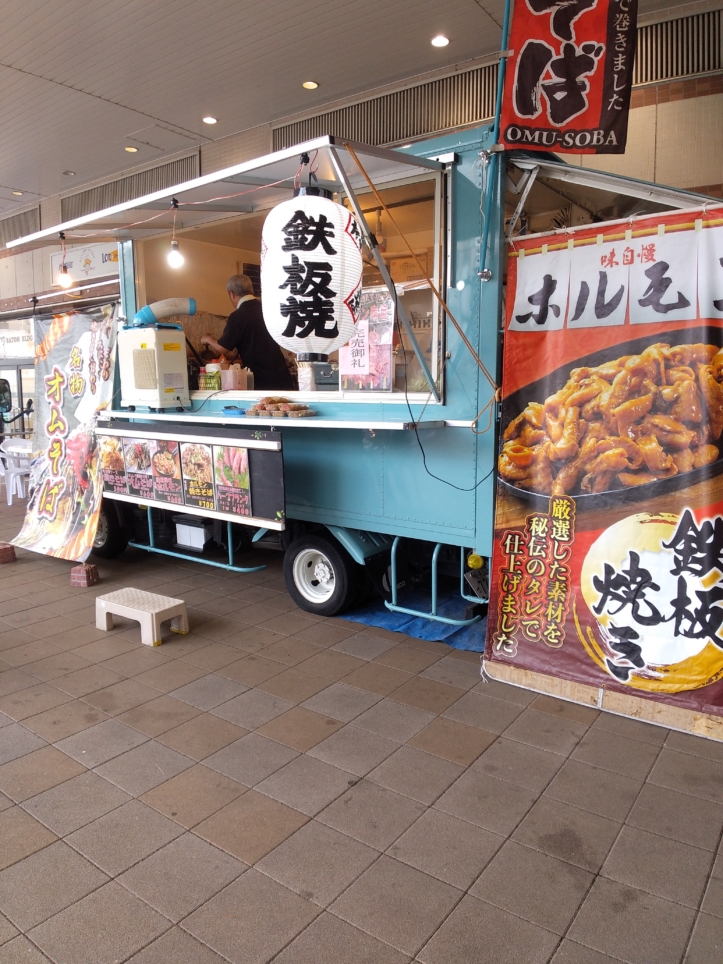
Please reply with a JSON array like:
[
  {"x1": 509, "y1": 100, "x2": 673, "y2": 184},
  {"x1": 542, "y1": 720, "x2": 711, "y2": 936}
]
[{"x1": 500, "y1": 0, "x2": 638, "y2": 154}]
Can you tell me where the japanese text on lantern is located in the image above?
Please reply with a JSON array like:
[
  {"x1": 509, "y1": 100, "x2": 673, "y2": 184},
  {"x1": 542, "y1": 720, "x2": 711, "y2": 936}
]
[
  {"x1": 494, "y1": 496, "x2": 576, "y2": 657},
  {"x1": 39, "y1": 366, "x2": 69, "y2": 521},
  {"x1": 279, "y1": 212, "x2": 339, "y2": 339}
]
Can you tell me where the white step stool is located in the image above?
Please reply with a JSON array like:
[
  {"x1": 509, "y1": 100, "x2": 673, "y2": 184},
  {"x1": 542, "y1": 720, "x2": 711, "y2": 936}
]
[{"x1": 96, "y1": 588, "x2": 189, "y2": 647}]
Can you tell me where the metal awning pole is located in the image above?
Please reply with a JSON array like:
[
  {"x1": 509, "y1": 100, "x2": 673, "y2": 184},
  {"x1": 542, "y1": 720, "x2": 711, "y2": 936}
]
[{"x1": 328, "y1": 146, "x2": 440, "y2": 402}]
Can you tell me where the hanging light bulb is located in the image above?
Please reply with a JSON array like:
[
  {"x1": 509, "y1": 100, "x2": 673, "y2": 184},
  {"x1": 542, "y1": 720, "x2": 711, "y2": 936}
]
[
  {"x1": 167, "y1": 239, "x2": 184, "y2": 269},
  {"x1": 58, "y1": 264, "x2": 73, "y2": 288}
]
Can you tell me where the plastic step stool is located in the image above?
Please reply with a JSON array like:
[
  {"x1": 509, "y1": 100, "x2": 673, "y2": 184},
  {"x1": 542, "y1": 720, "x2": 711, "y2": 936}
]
[{"x1": 95, "y1": 588, "x2": 189, "y2": 647}]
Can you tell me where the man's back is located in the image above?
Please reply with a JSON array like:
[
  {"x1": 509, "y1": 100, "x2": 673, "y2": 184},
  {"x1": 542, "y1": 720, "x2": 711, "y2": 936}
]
[{"x1": 219, "y1": 299, "x2": 294, "y2": 391}]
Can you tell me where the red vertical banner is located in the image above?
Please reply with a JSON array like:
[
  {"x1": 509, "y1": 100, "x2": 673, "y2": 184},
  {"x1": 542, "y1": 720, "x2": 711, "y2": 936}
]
[
  {"x1": 500, "y1": 0, "x2": 638, "y2": 154},
  {"x1": 486, "y1": 208, "x2": 723, "y2": 718}
]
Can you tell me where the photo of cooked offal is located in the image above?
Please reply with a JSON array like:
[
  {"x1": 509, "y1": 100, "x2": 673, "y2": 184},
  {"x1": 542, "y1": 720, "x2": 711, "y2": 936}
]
[{"x1": 499, "y1": 341, "x2": 723, "y2": 497}]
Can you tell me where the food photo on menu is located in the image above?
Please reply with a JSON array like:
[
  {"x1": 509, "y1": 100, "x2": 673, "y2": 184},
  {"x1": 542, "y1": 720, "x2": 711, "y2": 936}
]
[
  {"x1": 150, "y1": 440, "x2": 183, "y2": 505},
  {"x1": 123, "y1": 438, "x2": 154, "y2": 498},
  {"x1": 213, "y1": 445, "x2": 252, "y2": 515},
  {"x1": 180, "y1": 442, "x2": 215, "y2": 509}
]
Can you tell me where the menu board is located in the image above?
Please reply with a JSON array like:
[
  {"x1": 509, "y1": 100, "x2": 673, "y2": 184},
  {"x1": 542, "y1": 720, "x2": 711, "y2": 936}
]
[{"x1": 100, "y1": 434, "x2": 252, "y2": 518}]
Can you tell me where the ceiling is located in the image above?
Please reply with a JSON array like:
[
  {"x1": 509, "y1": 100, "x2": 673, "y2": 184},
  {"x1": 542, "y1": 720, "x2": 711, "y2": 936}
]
[{"x1": 0, "y1": 0, "x2": 711, "y2": 218}]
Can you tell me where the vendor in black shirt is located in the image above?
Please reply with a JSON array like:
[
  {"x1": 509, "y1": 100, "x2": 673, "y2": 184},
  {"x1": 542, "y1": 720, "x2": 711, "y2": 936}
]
[{"x1": 200, "y1": 275, "x2": 295, "y2": 391}]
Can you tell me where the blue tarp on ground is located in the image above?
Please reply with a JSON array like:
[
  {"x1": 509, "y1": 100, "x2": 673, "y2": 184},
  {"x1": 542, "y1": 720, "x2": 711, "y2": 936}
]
[{"x1": 342, "y1": 590, "x2": 486, "y2": 652}]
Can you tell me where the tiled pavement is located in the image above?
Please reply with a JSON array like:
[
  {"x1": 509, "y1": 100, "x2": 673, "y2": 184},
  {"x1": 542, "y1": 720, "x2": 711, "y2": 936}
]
[{"x1": 0, "y1": 500, "x2": 721, "y2": 964}]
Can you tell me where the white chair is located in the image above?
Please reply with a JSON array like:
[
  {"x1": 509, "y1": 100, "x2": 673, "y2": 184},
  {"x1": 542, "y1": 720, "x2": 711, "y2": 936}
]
[{"x1": 0, "y1": 441, "x2": 31, "y2": 506}]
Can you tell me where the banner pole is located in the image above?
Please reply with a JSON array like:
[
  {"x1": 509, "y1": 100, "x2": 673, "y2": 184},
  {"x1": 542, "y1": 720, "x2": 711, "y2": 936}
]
[{"x1": 478, "y1": 0, "x2": 513, "y2": 282}]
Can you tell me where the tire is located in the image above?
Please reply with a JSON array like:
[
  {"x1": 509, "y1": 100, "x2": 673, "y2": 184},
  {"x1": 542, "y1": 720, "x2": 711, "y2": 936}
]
[
  {"x1": 283, "y1": 534, "x2": 363, "y2": 617},
  {"x1": 90, "y1": 501, "x2": 128, "y2": 559}
]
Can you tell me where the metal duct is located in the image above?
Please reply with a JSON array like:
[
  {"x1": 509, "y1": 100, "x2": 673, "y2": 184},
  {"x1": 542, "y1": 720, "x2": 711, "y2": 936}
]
[
  {"x1": 61, "y1": 154, "x2": 199, "y2": 221},
  {"x1": 633, "y1": 10, "x2": 722, "y2": 85},
  {"x1": 0, "y1": 208, "x2": 40, "y2": 246}
]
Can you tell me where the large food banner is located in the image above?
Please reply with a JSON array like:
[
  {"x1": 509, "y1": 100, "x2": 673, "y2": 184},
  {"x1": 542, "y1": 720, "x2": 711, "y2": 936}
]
[
  {"x1": 486, "y1": 208, "x2": 723, "y2": 717},
  {"x1": 13, "y1": 304, "x2": 118, "y2": 561}
]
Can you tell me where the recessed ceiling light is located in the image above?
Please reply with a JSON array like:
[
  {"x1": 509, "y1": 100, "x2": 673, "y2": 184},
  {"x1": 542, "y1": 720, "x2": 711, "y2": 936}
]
[
  {"x1": 302, "y1": 81, "x2": 319, "y2": 89},
  {"x1": 12, "y1": 191, "x2": 23, "y2": 196},
  {"x1": 202, "y1": 116, "x2": 217, "y2": 125},
  {"x1": 63, "y1": 170, "x2": 75, "y2": 176},
  {"x1": 124, "y1": 146, "x2": 138, "y2": 153},
  {"x1": 431, "y1": 35, "x2": 449, "y2": 47}
]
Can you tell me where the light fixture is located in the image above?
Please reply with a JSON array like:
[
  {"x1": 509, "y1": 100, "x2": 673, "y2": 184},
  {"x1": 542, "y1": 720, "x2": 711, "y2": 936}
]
[
  {"x1": 58, "y1": 265, "x2": 73, "y2": 289},
  {"x1": 124, "y1": 146, "x2": 138, "y2": 153},
  {"x1": 302, "y1": 81, "x2": 318, "y2": 89},
  {"x1": 12, "y1": 191, "x2": 23, "y2": 196},
  {"x1": 431, "y1": 35, "x2": 449, "y2": 47},
  {"x1": 167, "y1": 239, "x2": 184, "y2": 269},
  {"x1": 63, "y1": 170, "x2": 76, "y2": 176},
  {"x1": 202, "y1": 116, "x2": 217, "y2": 125}
]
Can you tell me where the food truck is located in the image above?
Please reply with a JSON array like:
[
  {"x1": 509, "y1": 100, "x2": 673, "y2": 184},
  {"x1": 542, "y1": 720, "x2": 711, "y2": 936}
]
[{"x1": 8, "y1": 123, "x2": 723, "y2": 738}]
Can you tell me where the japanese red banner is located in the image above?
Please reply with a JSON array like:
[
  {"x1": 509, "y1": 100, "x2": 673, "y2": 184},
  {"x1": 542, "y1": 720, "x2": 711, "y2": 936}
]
[
  {"x1": 500, "y1": 0, "x2": 637, "y2": 154},
  {"x1": 486, "y1": 207, "x2": 723, "y2": 717},
  {"x1": 13, "y1": 304, "x2": 118, "y2": 561}
]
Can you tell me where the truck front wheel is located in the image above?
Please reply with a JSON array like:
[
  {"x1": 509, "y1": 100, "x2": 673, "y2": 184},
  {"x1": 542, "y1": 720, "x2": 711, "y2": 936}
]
[
  {"x1": 90, "y1": 502, "x2": 128, "y2": 559},
  {"x1": 283, "y1": 534, "x2": 363, "y2": 617}
]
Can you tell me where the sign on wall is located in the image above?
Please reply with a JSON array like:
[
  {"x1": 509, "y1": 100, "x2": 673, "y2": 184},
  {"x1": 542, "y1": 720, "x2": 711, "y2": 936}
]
[
  {"x1": 13, "y1": 305, "x2": 118, "y2": 561},
  {"x1": 50, "y1": 242, "x2": 120, "y2": 285},
  {"x1": 500, "y1": 0, "x2": 638, "y2": 154},
  {"x1": 486, "y1": 207, "x2": 723, "y2": 717}
]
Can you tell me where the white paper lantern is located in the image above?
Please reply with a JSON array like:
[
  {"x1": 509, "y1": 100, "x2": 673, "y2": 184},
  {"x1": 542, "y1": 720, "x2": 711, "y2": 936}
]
[{"x1": 261, "y1": 193, "x2": 363, "y2": 357}]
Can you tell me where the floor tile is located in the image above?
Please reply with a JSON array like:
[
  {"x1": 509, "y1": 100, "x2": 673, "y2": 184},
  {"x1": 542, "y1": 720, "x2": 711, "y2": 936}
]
[
  {"x1": 71, "y1": 636, "x2": 138, "y2": 663},
  {"x1": 375, "y1": 644, "x2": 443, "y2": 675},
  {"x1": 435, "y1": 769, "x2": 537, "y2": 836},
  {"x1": 342, "y1": 661, "x2": 413, "y2": 697},
  {"x1": 256, "y1": 820, "x2": 378, "y2": 906},
  {"x1": 203, "y1": 732, "x2": 298, "y2": 786},
  {"x1": 262, "y1": 636, "x2": 323, "y2": 666},
  {"x1": 441, "y1": 692, "x2": 526, "y2": 733},
  {"x1": 0, "y1": 684, "x2": 70, "y2": 723},
  {"x1": 0, "y1": 840, "x2": 107, "y2": 930},
  {"x1": 648, "y1": 748, "x2": 723, "y2": 805},
  {"x1": 168, "y1": 674, "x2": 247, "y2": 710},
  {"x1": 140, "y1": 763, "x2": 246, "y2": 828},
  {"x1": 257, "y1": 706, "x2": 343, "y2": 751},
  {"x1": 20, "y1": 701, "x2": 108, "y2": 742},
  {"x1": 0, "y1": 724, "x2": 46, "y2": 766},
  {"x1": 94, "y1": 740, "x2": 192, "y2": 796},
  {"x1": 331, "y1": 633, "x2": 398, "y2": 661},
  {"x1": 182, "y1": 869, "x2": 318, "y2": 964},
  {"x1": 419, "y1": 655, "x2": 481, "y2": 691},
  {"x1": 55, "y1": 718, "x2": 147, "y2": 767},
  {"x1": 28, "y1": 881, "x2": 168, "y2": 964},
  {"x1": 531, "y1": 694, "x2": 600, "y2": 726},
  {"x1": 390, "y1": 678, "x2": 465, "y2": 715},
  {"x1": 115, "y1": 694, "x2": 200, "y2": 736},
  {"x1": 0, "y1": 669, "x2": 37, "y2": 699},
  {"x1": 118, "y1": 832, "x2": 245, "y2": 922},
  {"x1": 0, "y1": 935, "x2": 54, "y2": 962},
  {"x1": 294, "y1": 621, "x2": 361, "y2": 647},
  {"x1": 319, "y1": 780, "x2": 425, "y2": 850},
  {"x1": 216, "y1": 654, "x2": 284, "y2": 687},
  {"x1": 353, "y1": 698, "x2": 434, "y2": 743},
  {"x1": 665, "y1": 729, "x2": 723, "y2": 762},
  {"x1": 0, "y1": 641, "x2": 63, "y2": 669},
  {"x1": 701, "y1": 852, "x2": 723, "y2": 918},
  {"x1": 50, "y1": 665, "x2": 124, "y2": 698},
  {"x1": 23, "y1": 652, "x2": 92, "y2": 683},
  {"x1": 330, "y1": 855, "x2": 460, "y2": 956},
  {"x1": 389, "y1": 809, "x2": 502, "y2": 890},
  {"x1": 602, "y1": 825, "x2": 713, "y2": 907},
  {"x1": 262, "y1": 612, "x2": 323, "y2": 636},
  {"x1": 124, "y1": 926, "x2": 230, "y2": 964},
  {"x1": 472, "y1": 736, "x2": 565, "y2": 793},
  {"x1": 0, "y1": 807, "x2": 57, "y2": 872},
  {"x1": 504, "y1": 708, "x2": 589, "y2": 756},
  {"x1": 272, "y1": 911, "x2": 409, "y2": 964},
  {"x1": 256, "y1": 753, "x2": 353, "y2": 815},
  {"x1": 550, "y1": 940, "x2": 627, "y2": 963},
  {"x1": 367, "y1": 745, "x2": 463, "y2": 805},
  {"x1": 195, "y1": 789, "x2": 308, "y2": 863},
  {"x1": 156, "y1": 713, "x2": 246, "y2": 761},
  {"x1": 417, "y1": 894, "x2": 559, "y2": 964},
  {"x1": 408, "y1": 717, "x2": 496, "y2": 766},
  {"x1": 301, "y1": 682, "x2": 382, "y2": 722},
  {"x1": 627, "y1": 783, "x2": 723, "y2": 852},
  {"x1": 210, "y1": 688, "x2": 292, "y2": 729},
  {"x1": 221, "y1": 626, "x2": 286, "y2": 653},
  {"x1": 512, "y1": 796, "x2": 621, "y2": 873},
  {"x1": 568, "y1": 877, "x2": 696, "y2": 964},
  {"x1": 0, "y1": 915, "x2": 18, "y2": 947},
  {"x1": 545, "y1": 759, "x2": 642, "y2": 821},
  {"x1": 66, "y1": 799, "x2": 183, "y2": 874},
  {"x1": 22, "y1": 771, "x2": 131, "y2": 837},
  {"x1": 258, "y1": 667, "x2": 329, "y2": 703},
  {"x1": 131, "y1": 659, "x2": 207, "y2": 693},
  {"x1": 471, "y1": 839, "x2": 593, "y2": 934},
  {"x1": 308, "y1": 725, "x2": 397, "y2": 776},
  {"x1": 298, "y1": 649, "x2": 366, "y2": 681},
  {"x1": 685, "y1": 913, "x2": 723, "y2": 964},
  {"x1": 181, "y1": 641, "x2": 240, "y2": 671},
  {"x1": 0, "y1": 746, "x2": 84, "y2": 802},
  {"x1": 572, "y1": 728, "x2": 661, "y2": 780}
]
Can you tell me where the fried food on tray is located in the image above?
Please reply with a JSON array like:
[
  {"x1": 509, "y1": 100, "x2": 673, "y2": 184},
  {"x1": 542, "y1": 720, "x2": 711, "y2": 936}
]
[{"x1": 499, "y1": 342, "x2": 723, "y2": 496}]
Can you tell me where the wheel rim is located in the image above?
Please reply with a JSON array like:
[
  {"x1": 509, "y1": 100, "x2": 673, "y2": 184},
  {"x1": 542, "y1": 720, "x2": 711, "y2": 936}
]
[
  {"x1": 292, "y1": 548, "x2": 336, "y2": 604},
  {"x1": 93, "y1": 512, "x2": 108, "y2": 549}
]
